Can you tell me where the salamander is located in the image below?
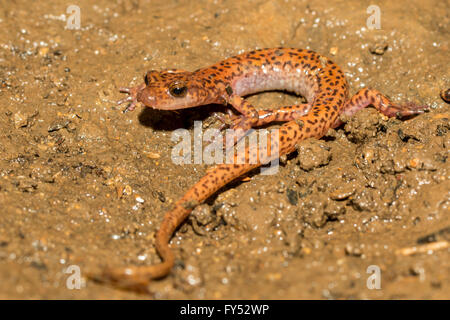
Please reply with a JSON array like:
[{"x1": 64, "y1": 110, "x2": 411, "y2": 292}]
[{"x1": 95, "y1": 48, "x2": 427, "y2": 291}]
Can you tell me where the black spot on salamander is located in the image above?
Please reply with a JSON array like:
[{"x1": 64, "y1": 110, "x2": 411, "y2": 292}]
[{"x1": 274, "y1": 49, "x2": 284, "y2": 56}]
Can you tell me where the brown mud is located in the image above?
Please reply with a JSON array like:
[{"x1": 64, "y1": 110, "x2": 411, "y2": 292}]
[{"x1": 0, "y1": 0, "x2": 448, "y2": 299}]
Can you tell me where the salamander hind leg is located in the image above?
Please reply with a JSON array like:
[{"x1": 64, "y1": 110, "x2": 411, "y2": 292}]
[{"x1": 332, "y1": 88, "x2": 428, "y2": 128}]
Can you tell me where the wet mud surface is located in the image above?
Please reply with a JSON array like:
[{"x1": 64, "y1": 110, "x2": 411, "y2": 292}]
[{"x1": 0, "y1": 0, "x2": 448, "y2": 299}]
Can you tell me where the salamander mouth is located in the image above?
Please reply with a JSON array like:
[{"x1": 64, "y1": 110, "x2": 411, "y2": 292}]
[
  {"x1": 136, "y1": 89, "x2": 153, "y2": 107},
  {"x1": 138, "y1": 93, "x2": 193, "y2": 110}
]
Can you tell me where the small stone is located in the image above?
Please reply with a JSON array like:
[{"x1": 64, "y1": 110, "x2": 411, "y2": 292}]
[
  {"x1": 345, "y1": 243, "x2": 363, "y2": 257},
  {"x1": 369, "y1": 42, "x2": 388, "y2": 55},
  {"x1": 329, "y1": 47, "x2": 338, "y2": 56},
  {"x1": 286, "y1": 188, "x2": 298, "y2": 205},
  {"x1": 14, "y1": 112, "x2": 28, "y2": 128},
  {"x1": 38, "y1": 47, "x2": 49, "y2": 56},
  {"x1": 145, "y1": 151, "x2": 161, "y2": 159},
  {"x1": 330, "y1": 183, "x2": 356, "y2": 200},
  {"x1": 296, "y1": 139, "x2": 331, "y2": 171},
  {"x1": 123, "y1": 185, "x2": 132, "y2": 196}
]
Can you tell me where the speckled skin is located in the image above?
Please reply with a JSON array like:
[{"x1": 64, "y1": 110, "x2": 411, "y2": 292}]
[
  {"x1": 441, "y1": 88, "x2": 450, "y2": 103},
  {"x1": 98, "y1": 48, "x2": 427, "y2": 291}
]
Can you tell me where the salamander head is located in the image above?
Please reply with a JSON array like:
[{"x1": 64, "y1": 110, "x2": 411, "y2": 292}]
[{"x1": 136, "y1": 70, "x2": 212, "y2": 110}]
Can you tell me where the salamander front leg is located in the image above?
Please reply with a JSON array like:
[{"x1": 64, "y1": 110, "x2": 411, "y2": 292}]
[
  {"x1": 116, "y1": 83, "x2": 146, "y2": 113},
  {"x1": 225, "y1": 95, "x2": 260, "y2": 147}
]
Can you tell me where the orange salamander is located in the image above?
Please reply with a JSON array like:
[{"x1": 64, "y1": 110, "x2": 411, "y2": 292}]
[{"x1": 96, "y1": 48, "x2": 428, "y2": 291}]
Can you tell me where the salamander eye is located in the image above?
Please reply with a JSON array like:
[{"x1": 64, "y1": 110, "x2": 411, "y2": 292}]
[{"x1": 168, "y1": 81, "x2": 188, "y2": 98}]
